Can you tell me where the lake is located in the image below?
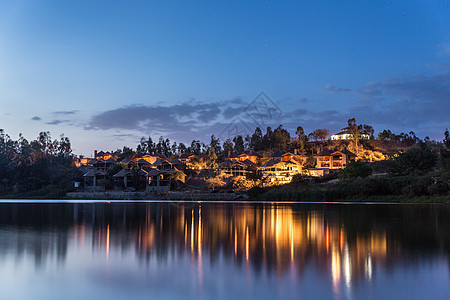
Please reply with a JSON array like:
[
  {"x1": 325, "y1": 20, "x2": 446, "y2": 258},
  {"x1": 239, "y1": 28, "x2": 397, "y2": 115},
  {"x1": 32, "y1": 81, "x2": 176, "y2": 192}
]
[{"x1": 0, "y1": 201, "x2": 448, "y2": 299}]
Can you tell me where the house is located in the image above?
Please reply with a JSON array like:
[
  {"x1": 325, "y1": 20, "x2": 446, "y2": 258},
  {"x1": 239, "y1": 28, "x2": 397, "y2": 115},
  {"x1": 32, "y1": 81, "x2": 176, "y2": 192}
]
[
  {"x1": 309, "y1": 168, "x2": 330, "y2": 177},
  {"x1": 113, "y1": 168, "x2": 148, "y2": 189},
  {"x1": 225, "y1": 150, "x2": 259, "y2": 164},
  {"x1": 94, "y1": 150, "x2": 119, "y2": 161},
  {"x1": 146, "y1": 169, "x2": 186, "y2": 192},
  {"x1": 113, "y1": 169, "x2": 133, "y2": 189},
  {"x1": 152, "y1": 158, "x2": 173, "y2": 170},
  {"x1": 281, "y1": 150, "x2": 308, "y2": 165},
  {"x1": 330, "y1": 128, "x2": 370, "y2": 140},
  {"x1": 139, "y1": 152, "x2": 167, "y2": 164},
  {"x1": 260, "y1": 158, "x2": 301, "y2": 185},
  {"x1": 83, "y1": 169, "x2": 107, "y2": 191},
  {"x1": 314, "y1": 149, "x2": 356, "y2": 169},
  {"x1": 73, "y1": 155, "x2": 92, "y2": 168},
  {"x1": 218, "y1": 159, "x2": 258, "y2": 178}
]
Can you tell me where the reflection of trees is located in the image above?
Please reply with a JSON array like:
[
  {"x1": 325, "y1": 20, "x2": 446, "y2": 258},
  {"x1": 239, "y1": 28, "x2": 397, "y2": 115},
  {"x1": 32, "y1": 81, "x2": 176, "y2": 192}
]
[{"x1": 0, "y1": 202, "x2": 448, "y2": 283}]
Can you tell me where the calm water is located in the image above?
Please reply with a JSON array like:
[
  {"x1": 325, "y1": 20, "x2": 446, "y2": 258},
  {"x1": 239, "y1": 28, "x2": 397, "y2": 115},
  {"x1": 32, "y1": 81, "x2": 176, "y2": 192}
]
[{"x1": 0, "y1": 201, "x2": 448, "y2": 300}]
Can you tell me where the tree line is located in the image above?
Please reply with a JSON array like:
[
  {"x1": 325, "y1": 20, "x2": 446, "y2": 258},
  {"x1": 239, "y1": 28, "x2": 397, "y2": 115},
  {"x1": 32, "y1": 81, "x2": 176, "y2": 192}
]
[
  {"x1": 0, "y1": 130, "x2": 81, "y2": 198},
  {"x1": 130, "y1": 118, "x2": 423, "y2": 159}
]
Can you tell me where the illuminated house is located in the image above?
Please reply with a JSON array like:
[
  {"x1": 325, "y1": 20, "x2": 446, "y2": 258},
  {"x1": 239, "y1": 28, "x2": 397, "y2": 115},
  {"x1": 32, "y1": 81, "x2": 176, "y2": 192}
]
[
  {"x1": 86, "y1": 157, "x2": 117, "y2": 171},
  {"x1": 94, "y1": 150, "x2": 119, "y2": 160},
  {"x1": 330, "y1": 129, "x2": 370, "y2": 140},
  {"x1": 152, "y1": 158, "x2": 174, "y2": 170},
  {"x1": 218, "y1": 159, "x2": 258, "y2": 178},
  {"x1": 138, "y1": 152, "x2": 167, "y2": 164},
  {"x1": 73, "y1": 155, "x2": 92, "y2": 168},
  {"x1": 260, "y1": 158, "x2": 301, "y2": 185},
  {"x1": 173, "y1": 153, "x2": 210, "y2": 170},
  {"x1": 314, "y1": 149, "x2": 356, "y2": 169}
]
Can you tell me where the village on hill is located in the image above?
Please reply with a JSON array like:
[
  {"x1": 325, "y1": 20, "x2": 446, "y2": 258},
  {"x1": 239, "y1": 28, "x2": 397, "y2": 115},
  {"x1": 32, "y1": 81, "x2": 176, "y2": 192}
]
[{"x1": 73, "y1": 119, "x2": 420, "y2": 194}]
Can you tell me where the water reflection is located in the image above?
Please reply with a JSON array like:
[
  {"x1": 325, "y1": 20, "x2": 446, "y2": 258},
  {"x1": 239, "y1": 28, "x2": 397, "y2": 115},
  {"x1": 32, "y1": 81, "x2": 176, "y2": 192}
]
[{"x1": 0, "y1": 202, "x2": 448, "y2": 299}]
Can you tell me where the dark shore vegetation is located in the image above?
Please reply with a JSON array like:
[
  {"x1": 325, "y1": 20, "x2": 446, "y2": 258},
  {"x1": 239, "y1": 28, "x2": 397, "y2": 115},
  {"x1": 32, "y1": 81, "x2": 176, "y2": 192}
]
[{"x1": 0, "y1": 130, "x2": 83, "y2": 199}]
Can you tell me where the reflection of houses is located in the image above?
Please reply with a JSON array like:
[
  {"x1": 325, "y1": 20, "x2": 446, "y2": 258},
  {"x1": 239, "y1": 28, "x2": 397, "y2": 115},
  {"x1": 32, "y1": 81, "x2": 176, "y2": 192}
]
[
  {"x1": 83, "y1": 169, "x2": 107, "y2": 191},
  {"x1": 315, "y1": 149, "x2": 356, "y2": 169},
  {"x1": 331, "y1": 128, "x2": 370, "y2": 140},
  {"x1": 261, "y1": 158, "x2": 301, "y2": 184}
]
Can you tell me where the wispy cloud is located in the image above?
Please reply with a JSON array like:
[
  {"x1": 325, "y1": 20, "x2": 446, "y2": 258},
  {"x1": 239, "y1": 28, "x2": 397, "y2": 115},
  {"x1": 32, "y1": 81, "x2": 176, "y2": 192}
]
[
  {"x1": 324, "y1": 84, "x2": 352, "y2": 93},
  {"x1": 53, "y1": 110, "x2": 79, "y2": 115},
  {"x1": 83, "y1": 69, "x2": 449, "y2": 143}
]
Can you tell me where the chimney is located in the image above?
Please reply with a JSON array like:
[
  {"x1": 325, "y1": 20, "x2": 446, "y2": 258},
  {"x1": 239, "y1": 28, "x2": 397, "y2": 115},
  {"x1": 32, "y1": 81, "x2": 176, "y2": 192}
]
[
  {"x1": 94, "y1": 150, "x2": 97, "y2": 157},
  {"x1": 294, "y1": 149, "x2": 298, "y2": 155}
]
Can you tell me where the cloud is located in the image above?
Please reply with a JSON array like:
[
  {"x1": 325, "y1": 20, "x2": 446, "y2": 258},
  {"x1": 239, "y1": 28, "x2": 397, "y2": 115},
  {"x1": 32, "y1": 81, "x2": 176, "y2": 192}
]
[
  {"x1": 47, "y1": 120, "x2": 70, "y2": 125},
  {"x1": 53, "y1": 110, "x2": 78, "y2": 115},
  {"x1": 348, "y1": 70, "x2": 450, "y2": 139},
  {"x1": 83, "y1": 70, "x2": 449, "y2": 144},
  {"x1": 324, "y1": 84, "x2": 352, "y2": 93},
  {"x1": 31, "y1": 116, "x2": 41, "y2": 121},
  {"x1": 86, "y1": 101, "x2": 230, "y2": 137}
]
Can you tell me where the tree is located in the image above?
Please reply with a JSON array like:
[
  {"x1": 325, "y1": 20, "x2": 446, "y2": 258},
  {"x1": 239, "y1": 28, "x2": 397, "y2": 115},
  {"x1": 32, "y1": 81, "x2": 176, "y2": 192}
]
[
  {"x1": 233, "y1": 135, "x2": 245, "y2": 153},
  {"x1": 250, "y1": 127, "x2": 264, "y2": 151},
  {"x1": 272, "y1": 125, "x2": 291, "y2": 150},
  {"x1": 338, "y1": 161, "x2": 373, "y2": 181},
  {"x1": 295, "y1": 126, "x2": 308, "y2": 152},
  {"x1": 209, "y1": 135, "x2": 222, "y2": 157},
  {"x1": 311, "y1": 129, "x2": 330, "y2": 141},
  {"x1": 189, "y1": 140, "x2": 202, "y2": 155},
  {"x1": 136, "y1": 136, "x2": 155, "y2": 155},
  {"x1": 362, "y1": 125, "x2": 375, "y2": 139},
  {"x1": 391, "y1": 142, "x2": 438, "y2": 175},
  {"x1": 377, "y1": 130, "x2": 394, "y2": 140},
  {"x1": 263, "y1": 127, "x2": 274, "y2": 149},
  {"x1": 222, "y1": 139, "x2": 234, "y2": 158},
  {"x1": 441, "y1": 129, "x2": 450, "y2": 169},
  {"x1": 347, "y1": 118, "x2": 361, "y2": 147},
  {"x1": 178, "y1": 143, "x2": 187, "y2": 155}
]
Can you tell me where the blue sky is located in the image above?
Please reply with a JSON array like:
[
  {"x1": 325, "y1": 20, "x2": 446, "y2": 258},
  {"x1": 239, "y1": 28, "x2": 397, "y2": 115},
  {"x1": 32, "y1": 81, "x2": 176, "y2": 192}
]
[{"x1": 0, "y1": 0, "x2": 449, "y2": 155}]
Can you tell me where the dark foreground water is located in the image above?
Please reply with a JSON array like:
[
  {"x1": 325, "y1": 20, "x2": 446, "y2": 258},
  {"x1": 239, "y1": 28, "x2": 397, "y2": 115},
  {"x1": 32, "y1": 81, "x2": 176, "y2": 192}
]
[{"x1": 0, "y1": 201, "x2": 448, "y2": 300}]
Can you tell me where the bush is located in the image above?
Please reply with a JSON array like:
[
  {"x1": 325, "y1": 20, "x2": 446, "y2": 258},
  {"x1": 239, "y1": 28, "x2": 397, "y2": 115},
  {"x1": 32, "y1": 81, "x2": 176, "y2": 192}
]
[
  {"x1": 391, "y1": 142, "x2": 438, "y2": 175},
  {"x1": 338, "y1": 161, "x2": 372, "y2": 181}
]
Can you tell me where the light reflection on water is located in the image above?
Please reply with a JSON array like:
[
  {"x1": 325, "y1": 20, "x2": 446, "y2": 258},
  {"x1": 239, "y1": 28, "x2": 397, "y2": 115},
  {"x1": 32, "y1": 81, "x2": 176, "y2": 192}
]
[{"x1": 0, "y1": 202, "x2": 448, "y2": 299}]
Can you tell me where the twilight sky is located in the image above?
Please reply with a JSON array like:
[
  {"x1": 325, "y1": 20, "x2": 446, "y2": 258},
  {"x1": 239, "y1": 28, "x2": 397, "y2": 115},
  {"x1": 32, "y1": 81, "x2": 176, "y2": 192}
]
[{"x1": 0, "y1": 0, "x2": 449, "y2": 156}]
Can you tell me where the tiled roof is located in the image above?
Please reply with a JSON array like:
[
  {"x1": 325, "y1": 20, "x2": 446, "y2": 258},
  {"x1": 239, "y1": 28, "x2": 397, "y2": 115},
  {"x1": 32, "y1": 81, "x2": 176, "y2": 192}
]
[
  {"x1": 113, "y1": 169, "x2": 132, "y2": 177},
  {"x1": 316, "y1": 149, "x2": 333, "y2": 156},
  {"x1": 136, "y1": 158, "x2": 152, "y2": 165},
  {"x1": 171, "y1": 159, "x2": 185, "y2": 165},
  {"x1": 83, "y1": 169, "x2": 107, "y2": 177}
]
